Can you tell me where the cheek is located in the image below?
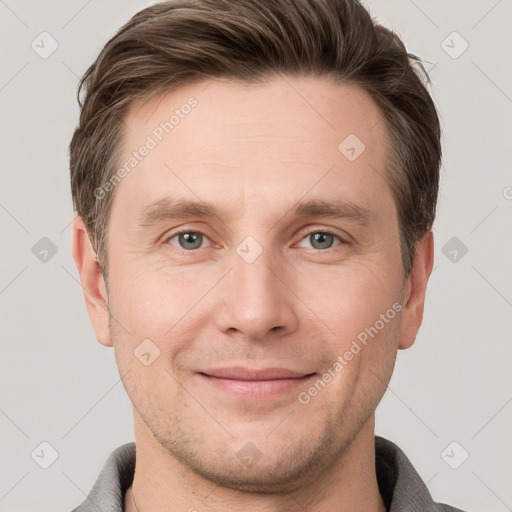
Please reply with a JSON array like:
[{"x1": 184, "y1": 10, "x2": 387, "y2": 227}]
[
  {"x1": 293, "y1": 260, "x2": 402, "y2": 408},
  {"x1": 296, "y1": 259, "x2": 402, "y2": 345},
  {"x1": 108, "y1": 260, "x2": 221, "y2": 377},
  {"x1": 110, "y1": 259, "x2": 201, "y2": 333}
]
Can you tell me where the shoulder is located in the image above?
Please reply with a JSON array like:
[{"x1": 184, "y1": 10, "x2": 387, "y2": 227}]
[
  {"x1": 70, "y1": 442, "x2": 136, "y2": 512},
  {"x1": 438, "y1": 506, "x2": 466, "y2": 512},
  {"x1": 375, "y1": 436, "x2": 468, "y2": 512}
]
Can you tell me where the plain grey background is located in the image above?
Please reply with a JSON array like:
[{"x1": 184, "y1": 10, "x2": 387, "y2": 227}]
[{"x1": 1, "y1": 1, "x2": 511, "y2": 511}]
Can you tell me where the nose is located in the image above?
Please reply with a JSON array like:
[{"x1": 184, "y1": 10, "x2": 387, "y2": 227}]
[{"x1": 215, "y1": 244, "x2": 299, "y2": 341}]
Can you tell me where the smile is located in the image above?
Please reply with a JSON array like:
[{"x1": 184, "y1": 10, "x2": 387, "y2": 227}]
[{"x1": 197, "y1": 367, "x2": 317, "y2": 399}]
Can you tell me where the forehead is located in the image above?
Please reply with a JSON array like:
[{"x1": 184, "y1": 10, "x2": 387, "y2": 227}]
[
  {"x1": 111, "y1": 75, "x2": 392, "y2": 224},
  {"x1": 124, "y1": 75, "x2": 386, "y2": 151}
]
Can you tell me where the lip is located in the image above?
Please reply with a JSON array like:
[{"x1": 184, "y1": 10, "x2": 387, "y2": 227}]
[
  {"x1": 198, "y1": 367, "x2": 317, "y2": 399},
  {"x1": 201, "y1": 367, "x2": 311, "y2": 380}
]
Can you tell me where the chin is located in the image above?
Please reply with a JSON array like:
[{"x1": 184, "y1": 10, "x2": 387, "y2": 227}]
[
  {"x1": 158, "y1": 424, "x2": 343, "y2": 494},
  {"x1": 184, "y1": 454, "x2": 322, "y2": 494}
]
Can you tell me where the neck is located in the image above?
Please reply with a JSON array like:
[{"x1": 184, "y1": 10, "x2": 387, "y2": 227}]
[{"x1": 125, "y1": 412, "x2": 386, "y2": 512}]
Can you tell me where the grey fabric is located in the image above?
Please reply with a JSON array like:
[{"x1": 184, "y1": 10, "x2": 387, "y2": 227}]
[
  {"x1": 374, "y1": 437, "x2": 464, "y2": 512},
  {"x1": 71, "y1": 443, "x2": 135, "y2": 512},
  {"x1": 71, "y1": 436, "x2": 466, "y2": 511}
]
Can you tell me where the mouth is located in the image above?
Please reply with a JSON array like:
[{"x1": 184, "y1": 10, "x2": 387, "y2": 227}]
[{"x1": 197, "y1": 367, "x2": 317, "y2": 398}]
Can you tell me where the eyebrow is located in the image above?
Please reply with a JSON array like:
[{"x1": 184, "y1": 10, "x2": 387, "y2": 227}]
[{"x1": 136, "y1": 197, "x2": 372, "y2": 228}]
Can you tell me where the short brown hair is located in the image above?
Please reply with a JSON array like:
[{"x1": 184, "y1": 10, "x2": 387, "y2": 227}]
[{"x1": 69, "y1": 0, "x2": 441, "y2": 285}]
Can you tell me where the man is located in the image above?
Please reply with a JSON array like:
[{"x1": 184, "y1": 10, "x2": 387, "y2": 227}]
[{"x1": 69, "y1": 0, "x2": 465, "y2": 510}]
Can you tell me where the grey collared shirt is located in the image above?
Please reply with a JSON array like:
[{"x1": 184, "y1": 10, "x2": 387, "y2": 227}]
[{"x1": 71, "y1": 436, "x2": 466, "y2": 512}]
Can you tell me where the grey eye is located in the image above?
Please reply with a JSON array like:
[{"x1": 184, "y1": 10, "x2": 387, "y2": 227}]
[
  {"x1": 169, "y1": 232, "x2": 206, "y2": 250},
  {"x1": 300, "y1": 232, "x2": 341, "y2": 250}
]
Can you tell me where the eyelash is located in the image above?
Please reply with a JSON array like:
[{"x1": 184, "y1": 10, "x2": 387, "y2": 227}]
[{"x1": 164, "y1": 228, "x2": 347, "y2": 252}]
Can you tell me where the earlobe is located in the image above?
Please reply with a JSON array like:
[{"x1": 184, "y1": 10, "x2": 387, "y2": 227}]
[
  {"x1": 397, "y1": 230, "x2": 434, "y2": 350},
  {"x1": 71, "y1": 215, "x2": 113, "y2": 347}
]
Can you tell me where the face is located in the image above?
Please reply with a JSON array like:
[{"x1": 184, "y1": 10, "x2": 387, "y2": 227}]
[{"x1": 82, "y1": 75, "x2": 416, "y2": 492}]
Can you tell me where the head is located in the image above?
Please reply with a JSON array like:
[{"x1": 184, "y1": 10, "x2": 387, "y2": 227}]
[{"x1": 70, "y1": 0, "x2": 440, "y2": 494}]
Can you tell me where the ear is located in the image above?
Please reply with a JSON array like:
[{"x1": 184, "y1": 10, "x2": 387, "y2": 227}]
[
  {"x1": 398, "y1": 230, "x2": 434, "y2": 350},
  {"x1": 71, "y1": 215, "x2": 112, "y2": 347}
]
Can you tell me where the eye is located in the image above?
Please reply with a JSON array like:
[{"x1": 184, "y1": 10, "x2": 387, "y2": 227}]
[
  {"x1": 167, "y1": 231, "x2": 210, "y2": 250},
  {"x1": 297, "y1": 230, "x2": 344, "y2": 250}
]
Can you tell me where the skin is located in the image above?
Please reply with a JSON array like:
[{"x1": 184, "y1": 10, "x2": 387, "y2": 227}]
[{"x1": 72, "y1": 75, "x2": 434, "y2": 512}]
